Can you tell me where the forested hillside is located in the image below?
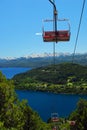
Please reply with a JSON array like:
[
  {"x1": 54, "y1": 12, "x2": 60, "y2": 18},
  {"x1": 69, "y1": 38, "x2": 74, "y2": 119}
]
[
  {"x1": 13, "y1": 63, "x2": 87, "y2": 94},
  {"x1": 0, "y1": 72, "x2": 51, "y2": 130},
  {"x1": 1, "y1": 66, "x2": 87, "y2": 130}
]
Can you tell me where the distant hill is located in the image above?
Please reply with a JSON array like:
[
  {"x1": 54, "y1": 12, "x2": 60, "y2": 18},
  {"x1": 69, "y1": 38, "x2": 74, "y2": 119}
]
[
  {"x1": 13, "y1": 63, "x2": 87, "y2": 94},
  {"x1": 0, "y1": 53, "x2": 87, "y2": 67}
]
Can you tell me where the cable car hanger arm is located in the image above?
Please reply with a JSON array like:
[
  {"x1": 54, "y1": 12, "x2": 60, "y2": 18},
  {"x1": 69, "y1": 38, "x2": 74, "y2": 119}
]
[
  {"x1": 43, "y1": 19, "x2": 69, "y2": 22},
  {"x1": 49, "y1": 0, "x2": 57, "y2": 14},
  {"x1": 49, "y1": 0, "x2": 58, "y2": 43}
]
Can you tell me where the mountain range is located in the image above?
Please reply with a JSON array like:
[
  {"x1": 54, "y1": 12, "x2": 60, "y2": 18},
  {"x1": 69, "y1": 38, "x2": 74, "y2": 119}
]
[{"x1": 0, "y1": 53, "x2": 87, "y2": 68}]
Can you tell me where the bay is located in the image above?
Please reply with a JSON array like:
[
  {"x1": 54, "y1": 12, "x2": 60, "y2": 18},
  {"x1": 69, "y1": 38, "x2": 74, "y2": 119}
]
[
  {"x1": 16, "y1": 90, "x2": 87, "y2": 122},
  {"x1": 0, "y1": 67, "x2": 87, "y2": 122},
  {"x1": 0, "y1": 67, "x2": 31, "y2": 79}
]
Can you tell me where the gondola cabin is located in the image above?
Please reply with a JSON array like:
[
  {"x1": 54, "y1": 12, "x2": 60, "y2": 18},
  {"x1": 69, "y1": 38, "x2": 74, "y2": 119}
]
[
  {"x1": 69, "y1": 121, "x2": 76, "y2": 126},
  {"x1": 42, "y1": 19, "x2": 70, "y2": 43},
  {"x1": 43, "y1": 30, "x2": 70, "y2": 42},
  {"x1": 52, "y1": 126, "x2": 57, "y2": 130},
  {"x1": 51, "y1": 113, "x2": 59, "y2": 122}
]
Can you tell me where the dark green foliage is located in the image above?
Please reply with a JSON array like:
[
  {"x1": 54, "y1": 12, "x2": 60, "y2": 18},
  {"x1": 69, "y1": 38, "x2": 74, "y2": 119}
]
[
  {"x1": 13, "y1": 63, "x2": 87, "y2": 84},
  {"x1": 1, "y1": 70, "x2": 87, "y2": 129},
  {"x1": 69, "y1": 99, "x2": 87, "y2": 130},
  {"x1": 0, "y1": 72, "x2": 51, "y2": 130},
  {"x1": 13, "y1": 63, "x2": 87, "y2": 94}
]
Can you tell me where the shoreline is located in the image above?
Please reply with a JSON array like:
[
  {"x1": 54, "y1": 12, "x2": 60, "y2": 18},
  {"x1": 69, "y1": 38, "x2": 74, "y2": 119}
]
[{"x1": 15, "y1": 88, "x2": 87, "y2": 96}]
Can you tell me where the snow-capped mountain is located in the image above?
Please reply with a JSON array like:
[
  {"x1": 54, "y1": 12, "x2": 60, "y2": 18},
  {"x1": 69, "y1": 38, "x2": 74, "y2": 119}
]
[
  {"x1": 1, "y1": 52, "x2": 71, "y2": 60},
  {"x1": 0, "y1": 53, "x2": 87, "y2": 67},
  {"x1": 24, "y1": 52, "x2": 71, "y2": 58}
]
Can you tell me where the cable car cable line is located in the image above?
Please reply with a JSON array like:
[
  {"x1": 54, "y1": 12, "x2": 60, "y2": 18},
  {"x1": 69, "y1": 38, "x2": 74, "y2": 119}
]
[
  {"x1": 49, "y1": 0, "x2": 59, "y2": 127},
  {"x1": 72, "y1": 0, "x2": 86, "y2": 63},
  {"x1": 42, "y1": 1, "x2": 70, "y2": 128},
  {"x1": 53, "y1": 0, "x2": 56, "y2": 67},
  {"x1": 49, "y1": 0, "x2": 58, "y2": 43},
  {"x1": 42, "y1": 0, "x2": 86, "y2": 129}
]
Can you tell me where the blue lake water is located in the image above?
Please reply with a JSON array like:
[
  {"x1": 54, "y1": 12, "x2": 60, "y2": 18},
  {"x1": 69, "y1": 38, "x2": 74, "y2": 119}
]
[
  {"x1": 0, "y1": 67, "x2": 31, "y2": 78},
  {"x1": 16, "y1": 90, "x2": 87, "y2": 122},
  {"x1": 0, "y1": 67, "x2": 87, "y2": 122}
]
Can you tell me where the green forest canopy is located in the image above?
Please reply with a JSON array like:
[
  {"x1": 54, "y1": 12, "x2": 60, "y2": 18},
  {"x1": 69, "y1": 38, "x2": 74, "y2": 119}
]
[
  {"x1": 13, "y1": 63, "x2": 87, "y2": 94},
  {"x1": 0, "y1": 71, "x2": 51, "y2": 130},
  {"x1": 0, "y1": 67, "x2": 87, "y2": 129}
]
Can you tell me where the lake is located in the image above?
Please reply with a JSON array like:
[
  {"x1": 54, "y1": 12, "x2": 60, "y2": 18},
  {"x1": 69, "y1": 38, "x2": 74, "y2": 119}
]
[
  {"x1": 0, "y1": 67, "x2": 87, "y2": 122},
  {"x1": 16, "y1": 90, "x2": 87, "y2": 122},
  {"x1": 0, "y1": 67, "x2": 31, "y2": 79}
]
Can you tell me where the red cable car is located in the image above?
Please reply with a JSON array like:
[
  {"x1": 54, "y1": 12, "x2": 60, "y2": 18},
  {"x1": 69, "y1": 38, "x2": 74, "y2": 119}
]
[
  {"x1": 69, "y1": 121, "x2": 76, "y2": 126},
  {"x1": 51, "y1": 113, "x2": 59, "y2": 122},
  {"x1": 52, "y1": 126, "x2": 57, "y2": 130},
  {"x1": 42, "y1": 19, "x2": 70, "y2": 43}
]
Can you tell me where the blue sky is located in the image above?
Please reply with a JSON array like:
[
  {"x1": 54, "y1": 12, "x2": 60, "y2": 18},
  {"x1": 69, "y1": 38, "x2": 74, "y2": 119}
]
[{"x1": 0, "y1": 0, "x2": 87, "y2": 58}]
